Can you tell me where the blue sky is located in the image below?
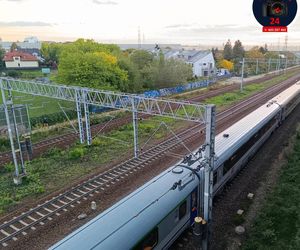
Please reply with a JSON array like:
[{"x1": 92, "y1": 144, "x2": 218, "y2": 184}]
[{"x1": 0, "y1": 0, "x2": 299, "y2": 46}]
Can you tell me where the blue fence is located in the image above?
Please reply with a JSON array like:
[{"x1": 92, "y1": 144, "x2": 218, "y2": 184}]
[{"x1": 144, "y1": 74, "x2": 231, "y2": 98}]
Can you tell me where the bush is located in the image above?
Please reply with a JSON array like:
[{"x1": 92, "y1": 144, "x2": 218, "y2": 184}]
[
  {"x1": 3, "y1": 163, "x2": 14, "y2": 173},
  {"x1": 6, "y1": 70, "x2": 22, "y2": 78},
  {"x1": 30, "y1": 110, "x2": 78, "y2": 127},
  {"x1": 92, "y1": 138, "x2": 102, "y2": 146},
  {"x1": 69, "y1": 147, "x2": 86, "y2": 160}
]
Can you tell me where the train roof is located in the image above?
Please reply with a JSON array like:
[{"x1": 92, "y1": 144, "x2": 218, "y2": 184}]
[
  {"x1": 215, "y1": 82, "x2": 300, "y2": 166},
  {"x1": 272, "y1": 81, "x2": 300, "y2": 106},
  {"x1": 214, "y1": 101, "x2": 279, "y2": 166}
]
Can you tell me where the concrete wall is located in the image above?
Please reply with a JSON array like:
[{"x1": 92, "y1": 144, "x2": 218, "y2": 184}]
[{"x1": 5, "y1": 60, "x2": 39, "y2": 69}]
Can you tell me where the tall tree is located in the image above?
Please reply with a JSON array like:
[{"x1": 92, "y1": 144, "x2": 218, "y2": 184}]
[
  {"x1": 10, "y1": 42, "x2": 19, "y2": 52},
  {"x1": 0, "y1": 46, "x2": 5, "y2": 69},
  {"x1": 232, "y1": 40, "x2": 245, "y2": 60},
  {"x1": 130, "y1": 50, "x2": 154, "y2": 69},
  {"x1": 223, "y1": 39, "x2": 233, "y2": 61}
]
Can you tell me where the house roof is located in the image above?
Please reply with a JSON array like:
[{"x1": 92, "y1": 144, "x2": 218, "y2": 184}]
[
  {"x1": 186, "y1": 51, "x2": 211, "y2": 63},
  {"x1": 162, "y1": 49, "x2": 212, "y2": 63},
  {"x1": 293, "y1": 52, "x2": 300, "y2": 58},
  {"x1": 3, "y1": 51, "x2": 38, "y2": 62}
]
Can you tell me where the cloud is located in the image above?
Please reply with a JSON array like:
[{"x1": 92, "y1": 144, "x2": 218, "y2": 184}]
[
  {"x1": 165, "y1": 24, "x2": 196, "y2": 29},
  {"x1": 0, "y1": 21, "x2": 53, "y2": 27},
  {"x1": 92, "y1": 0, "x2": 118, "y2": 5},
  {"x1": 0, "y1": 0, "x2": 25, "y2": 2},
  {"x1": 165, "y1": 23, "x2": 258, "y2": 35}
]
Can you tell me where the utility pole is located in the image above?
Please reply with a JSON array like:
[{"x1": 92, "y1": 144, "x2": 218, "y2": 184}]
[
  {"x1": 132, "y1": 98, "x2": 139, "y2": 158},
  {"x1": 0, "y1": 79, "x2": 25, "y2": 184},
  {"x1": 202, "y1": 104, "x2": 216, "y2": 250},
  {"x1": 256, "y1": 59, "x2": 259, "y2": 75},
  {"x1": 240, "y1": 58, "x2": 245, "y2": 92}
]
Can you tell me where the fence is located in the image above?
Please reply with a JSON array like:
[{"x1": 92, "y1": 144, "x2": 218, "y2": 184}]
[{"x1": 144, "y1": 74, "x2": 231, "y2": 98}]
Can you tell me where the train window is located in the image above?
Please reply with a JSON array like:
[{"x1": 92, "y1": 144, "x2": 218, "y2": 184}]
[
  {"x1": 222, "y1": 116, "x2": 278, "y2": 177},
  {"x1": 133, "y1": 227, "x2": 158, "y2": 250},
  {"x1": 179, "y1": 201, "x2": 187, "y2": 220},
  {"x1": 213, "y1": 171, "x2": 218, "y2": 186}
]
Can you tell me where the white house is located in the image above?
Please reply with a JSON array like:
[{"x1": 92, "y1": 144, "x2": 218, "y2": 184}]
[
  {"x1": 4, "y1": 51, "x2": 39, "y2": 69},
  {"x1": 163, "y1": 49, "x2": 215, "y2": 77}
]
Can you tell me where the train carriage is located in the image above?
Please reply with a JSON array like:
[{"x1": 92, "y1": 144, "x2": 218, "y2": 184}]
[{"x1": 50, "y1": 82, "x2": 300, "y2": 250}]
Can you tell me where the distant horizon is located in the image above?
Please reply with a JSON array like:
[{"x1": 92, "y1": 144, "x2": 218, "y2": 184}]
[{"x1": 1, "y1": 37, "x2": 300, "y2": 52}]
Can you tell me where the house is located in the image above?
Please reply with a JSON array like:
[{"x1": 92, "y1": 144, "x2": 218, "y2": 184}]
[
  {"x1": 163, "y1": 49, "x2": 215, "y2": 77},
  {"x1": 3, "y1": 51, "x2": 39, "y2": 69}
]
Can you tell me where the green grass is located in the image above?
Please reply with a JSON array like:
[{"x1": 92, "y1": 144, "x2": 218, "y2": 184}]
[
  {"x1": 203, "y1": 71, "x2": 300, "y2": 110},
  {"x1": 0, "y1": 115, "x2": 184, "y2": 215},
  {"x1": 243, "y1": 128, "x2": 300, "y2": 250}
]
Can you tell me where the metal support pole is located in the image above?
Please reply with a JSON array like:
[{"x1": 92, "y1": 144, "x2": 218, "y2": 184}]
[
  {"x1": 82, "y1": 89, "x2": 92, "y2": 146},
  {"x1": 75, "y1": 90, "x2": 84, "y2": 144},
  {"x1": 0, "y1": 80, "x2": 23, "y2": 184},
  {"x1": 256, "y1": 59, "x2": 259, "y2": 75},
  {"x1": 132, "y1": 98, "x2": 139, "y2": 158},
  {"x1": 240, "y1": 58, "x2": 245, "y2": 92},
  {"x1": 7, "y1": 85, "x2": 26, "y2": 175},
  {"x1": 268, "y1": 58, "x2": 271, "y2": 72},
  {"x1": 285, "y1": 58, "x2": 288, "y2": 74},
  {"x1": 277, "y1": 59, "x2": 280, "y2": 74},
  {"x1": 202, "y1": 104, "x2": 216, "y2": 250}
]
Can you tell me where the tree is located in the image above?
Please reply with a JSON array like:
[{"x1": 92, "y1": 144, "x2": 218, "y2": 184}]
[
  {"x1": 259, "y1": 44, "x2": 268, "y2": 54},
  {"x1": 246, "y1": 46, "x2": 264, "y2": 59},
  {"x1": 10, "y1": 42, "x2": 19, "y2": 52},
  {"x1": 223, "y1": 39, "x2": 233, "y2": 61},
  {"x1": 41, "y1": 42, "x2": 63, "y2": 65},
  {"x1": 0, "y1": 46, "x2": 5, "y2": 69},
  {"x1": 218, "y1": 59, "x2": 234, "y2": 71},
  {"x1": 153, "y1": 58, "x2": 193, "y2": 88},
  {"x1": 130, "y1": 50, "x2": 154, "y2": 70},
  {"x1": 232, "y1": 40, "x2": 245, "y2": 60},
  {"x1": 57, "y1": 40, "x2": 128, "y2": 91}
]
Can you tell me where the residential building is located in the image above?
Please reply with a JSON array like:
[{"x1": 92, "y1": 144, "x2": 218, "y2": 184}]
[
  {"x1": 4, "y1": 51, "x2": 39, "y2": 69},
  {"x1": 163, "y1": 49, "x2": 215, "y2": 77}
]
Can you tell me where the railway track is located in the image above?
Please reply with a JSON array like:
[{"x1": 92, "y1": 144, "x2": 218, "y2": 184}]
[
  {"x1": 1, "y1": 75, "x2": 300, "y2": 247},
  {"x1": 0, "y1": 69, "x2": 299, "y2": 166}
]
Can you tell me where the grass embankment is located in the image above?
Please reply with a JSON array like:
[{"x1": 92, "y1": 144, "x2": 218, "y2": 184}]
[
  {"x1": 243, "y1": 128, "x2": 300, "y2": 250},
  {"x1": 178, "y1": 69, "x2": 300, "y2": 103}
]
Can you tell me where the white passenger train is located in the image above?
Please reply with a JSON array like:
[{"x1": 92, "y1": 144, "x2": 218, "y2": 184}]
[{"x1": 50, "y1": 82, "x2": 300, "y2": 250}]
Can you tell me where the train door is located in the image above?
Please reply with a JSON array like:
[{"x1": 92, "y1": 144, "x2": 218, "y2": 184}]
[{"x1": 190, "y1": 188, "x2": 198, "y2": 225}]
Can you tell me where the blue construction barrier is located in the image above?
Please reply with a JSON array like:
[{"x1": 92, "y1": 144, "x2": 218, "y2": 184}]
[{"x1": 144, "y1": 74, "x2": 231, "y2": 98}]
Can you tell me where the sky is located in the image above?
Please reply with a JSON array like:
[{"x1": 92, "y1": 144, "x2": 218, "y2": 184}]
[{"x1": 0, "y1": 0, "x2": 299, "y2": 47}]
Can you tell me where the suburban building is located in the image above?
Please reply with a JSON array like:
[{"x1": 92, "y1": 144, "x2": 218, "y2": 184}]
[
  {"x1": 163, "y1": 49, "x2": 215, "y2": 77},
  {"x1": 0, "y1": 36, "x2": 41, "y2": 52},
  {"x1": 3, "y1": 51, "x2": 39, "y2": 69}
]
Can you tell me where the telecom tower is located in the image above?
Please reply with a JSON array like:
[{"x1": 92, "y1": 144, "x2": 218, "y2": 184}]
[
  {"x1": 138, "y1": 26, "x2": 141, "y2": 49},
  {"x1": 284, "y1": 35, "x2": 288, "y2": 51}
]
